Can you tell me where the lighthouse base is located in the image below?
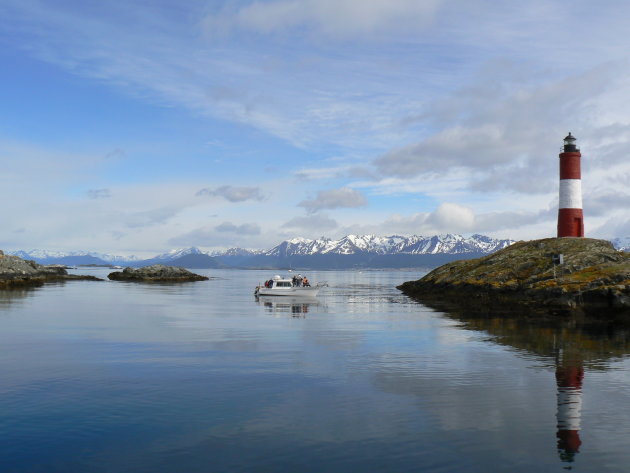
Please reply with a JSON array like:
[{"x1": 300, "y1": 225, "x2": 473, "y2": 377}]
[{"x1": 557, "y1": 208, "x2": 584, "y2": 238}]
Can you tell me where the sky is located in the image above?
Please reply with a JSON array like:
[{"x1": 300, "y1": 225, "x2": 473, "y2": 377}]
[{"x1": 1, "y1": 0, "x2": 630, "y2": 256}]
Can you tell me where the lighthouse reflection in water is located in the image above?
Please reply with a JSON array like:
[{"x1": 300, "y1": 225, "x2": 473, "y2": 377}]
[
  {"x1": 556, "y1": 352, "x2": 583, "y2": 462},
  {"x1": 428, "y1": 302, "x2": 630, "y2": 469}
]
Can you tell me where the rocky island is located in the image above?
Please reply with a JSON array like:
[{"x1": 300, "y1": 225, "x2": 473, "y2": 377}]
[
  {"x1": 107, "y1": 264, "x2": 209, "y2": 282},
  {"x1": 398, "y1": 238, "x2": 630, "y2": 314},
  {"x1": 0, "y1": 250, "x2": 102, "y2": 288}
]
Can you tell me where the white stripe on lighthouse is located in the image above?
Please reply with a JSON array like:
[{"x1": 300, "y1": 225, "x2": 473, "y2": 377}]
[{"x1": 559, "y1": 179, "x2": 582, "y2": 209}]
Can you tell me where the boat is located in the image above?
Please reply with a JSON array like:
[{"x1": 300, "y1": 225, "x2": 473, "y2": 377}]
[{"x1": 254, "y1": 274, "x2": 325, "y2": 297}]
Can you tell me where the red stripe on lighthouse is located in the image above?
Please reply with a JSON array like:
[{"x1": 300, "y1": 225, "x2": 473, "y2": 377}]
[
  {"x1": 559, "y1": 153, "x2": 581, "y2": 179},
  {"x1": 558, "y1": 208, "x2": 584, "y2": 237}
]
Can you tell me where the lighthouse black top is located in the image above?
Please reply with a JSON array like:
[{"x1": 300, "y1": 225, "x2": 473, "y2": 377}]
[{"x1": 563, "y1": 132, "x2": 579, "y2": 152}]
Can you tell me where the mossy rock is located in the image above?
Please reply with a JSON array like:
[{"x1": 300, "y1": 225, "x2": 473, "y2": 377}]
[
  {"x1": 398, "y1": 238, "x2": 630, "y2": 314},
  {"x1": 108, "y1": 264, "x2": 208, "y2": 282},
  {"x1": 0, "y1": 252, "x2": 103, "y2": 288}
]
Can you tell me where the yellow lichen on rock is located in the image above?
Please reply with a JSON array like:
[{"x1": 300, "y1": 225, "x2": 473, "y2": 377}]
[{"x1": 398, "y1": 238, "x2": 630, "y2": 313}]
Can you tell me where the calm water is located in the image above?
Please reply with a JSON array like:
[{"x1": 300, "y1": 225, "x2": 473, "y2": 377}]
[{"x1": 2, "y1": 268, "x2": 630, "y2": 472}]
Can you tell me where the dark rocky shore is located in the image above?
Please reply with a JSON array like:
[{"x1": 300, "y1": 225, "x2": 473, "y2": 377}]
[
  {"x1": 0, "y1": 250, "x2": 102, "y2": 288},
  {"x1": 398, "y1": 238, "x2": 630, "y2": 314},
  {"x1": 107, "y1": 264, "x2": 209, "y2": 282},
  {"x1": 0, "y1": 251, "x2": 207, "y2": 287}
]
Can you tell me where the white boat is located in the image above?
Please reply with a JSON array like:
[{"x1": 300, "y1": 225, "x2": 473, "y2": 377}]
[{"x1": 254, "y1": 275, "x2": 325, "y2": 297}]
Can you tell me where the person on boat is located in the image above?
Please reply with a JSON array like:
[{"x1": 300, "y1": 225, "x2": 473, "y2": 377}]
[
  {"x1": 303, "y1": 277, "x2": 310, "y2": 287},
  {"x1": 292, "y1": 275, "x2": 297, "y2": 287}
]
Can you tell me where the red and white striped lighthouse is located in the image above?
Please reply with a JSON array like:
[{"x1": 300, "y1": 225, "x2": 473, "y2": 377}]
[{"x1": 557, "y1": 133, "x2": 584, "y2": 237}]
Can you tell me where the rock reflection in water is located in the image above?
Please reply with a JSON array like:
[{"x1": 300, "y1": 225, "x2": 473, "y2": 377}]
[
  {"x1": 412, "y1": 298, "x2": 630, "y2": 468},
  {"x1": 255, "y1": 295, "x2": 320, "y2": 317},
  {"x1": 0, "y1": 286, "x2": 42, "y2": 308}
]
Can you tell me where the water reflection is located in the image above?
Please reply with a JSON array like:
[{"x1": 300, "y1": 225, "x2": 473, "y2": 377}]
[
  {"x1": 556, "y1": 351, "x2": 583, "y2": 463},
  {"x1": 412, "y1": 298, "x2": 630, "y2": 468},
  {"x1": 255, "y1": 296, "x2": 320, "y2": 317},
  {"x1": 0, "y1": 286, "x2": 43, "y2": 308}
]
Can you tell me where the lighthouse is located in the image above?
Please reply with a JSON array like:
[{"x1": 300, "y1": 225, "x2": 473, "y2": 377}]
[{"x1": 557, "y1": 133, "x2": 584, "y2": 237}]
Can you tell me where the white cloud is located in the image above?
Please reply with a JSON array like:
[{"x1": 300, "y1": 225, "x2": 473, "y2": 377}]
[
  {"x1": 591, "y1": 217, "x2": 630, "y2": 240},
  {"x1": 299, "y1": 187, "x2": 368, "y2": 214},
  {"x1": 204, "y1": 0, "x2": 442, "y2": 38},
  {"x1": 87, "y1": 188, "x2": 111, "y2": 199},
  {"x1": 584, "y1": 191, "x2": 630, "y2": 218},
  {"x1": 167, "y1": 226, "x2": 219, "y2": 247},
  {"x1": 373, "y1": 62, "x2": 620, "y2": 197},
  {"x1": 124, "y1": 207, "x2": 182, "y2": 228},
  {"x1": 168, "y1": 222, "x2": 269, "y2": 249},
  {"x1": 294, "y1": 165, "x2": 350, "y2": 181},
  {"x1": 282, "y1": 214, "x2": 338, "y2": 232},
  {"x1": 196, "y1": 185, "x2": 265, "y2": 202},
  {"x1": 375, "y1": 124, "x2": 509, "y2": 177},
  {"x1": 215, "y1": 221, "x2": 261, "y2": 235},
  {"x1": 0, "y1": 0, "x2": 445, "y2": 151},
  {"x1": 295, "y1": 163, "x2": 376, "y2": 181},
  {"x1": 426, "y1": 203, "x2": 475, "y2": 232}
]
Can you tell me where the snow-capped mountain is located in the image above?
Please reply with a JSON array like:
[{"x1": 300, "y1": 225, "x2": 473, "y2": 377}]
[
  {"x1": 11, "y1": 235, "x2": 627, "y2": 269},
  {"x1": 214, "y1": 247, "x2": 264, "y2": 257},
  {"x1": 392, "y1": 234, "x2": 514, "y2": 254},
  {"x1": 265, "y1": 237, "x2": 336, "y2": 257},
  {"x1": 9, "y1": 250, "x2": 37, "y2": 260},
  {"x1": 611, "y1": 237, "x2": 630, "y2": 252},
  {"x1": 7, "y1": 235, "x2": 514, "y2": 263},
  {"x1": 263, "y1": 234, "x2": 514, "y2": 257},
  {"x1": 9, "y1": 249, "x2": 100, "y2": 260},
  {"x1": 8, "y1": 249, "x2": 141, "y2": 263},
  {"x1": 152, "y1": 247, "x2": 204, "y2": 261}
]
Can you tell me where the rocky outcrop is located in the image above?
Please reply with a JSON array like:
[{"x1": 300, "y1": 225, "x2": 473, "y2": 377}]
[
  {"x1": 107, "y1": 264, "x2": 209, "y2": 282},
  {"x1": 398, "y1": 238, "x2": 630, "y2": 314},
  {"x1": 0, "y1": 250, "x2": 102, "y2": 288}
]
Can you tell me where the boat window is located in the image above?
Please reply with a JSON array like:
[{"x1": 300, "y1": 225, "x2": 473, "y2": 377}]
[{"x1": 276, "y1": 281, "x2": 292, "y2": 287}]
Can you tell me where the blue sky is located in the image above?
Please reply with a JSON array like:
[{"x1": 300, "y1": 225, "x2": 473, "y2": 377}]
[{"x1": 1, "y1": 0, "x2": 630, "y2": 256}]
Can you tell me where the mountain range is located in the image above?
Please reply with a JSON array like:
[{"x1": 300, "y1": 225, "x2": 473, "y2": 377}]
[{"x1": 7, "y1": 234, "x2": 629, "y2": 270}]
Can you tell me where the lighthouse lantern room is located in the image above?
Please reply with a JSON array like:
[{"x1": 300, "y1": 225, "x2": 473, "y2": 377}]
[{"x1": 557, "y1": 133, "x2": 584, "y2": 238}]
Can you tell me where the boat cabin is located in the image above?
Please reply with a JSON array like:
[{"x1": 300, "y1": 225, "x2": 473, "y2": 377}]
[
  {"x1": 263, "y1": 275, "x2": 294, "y2": 289},
  {"x1": 274, "y1": 280, "x2": 293, "y2": 288}
]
